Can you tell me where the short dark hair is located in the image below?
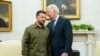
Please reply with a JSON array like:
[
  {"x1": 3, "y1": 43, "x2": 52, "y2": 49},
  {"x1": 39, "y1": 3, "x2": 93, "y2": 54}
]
[{"x1": 36, "y1": 10, "x2": 46, "y2": 16}]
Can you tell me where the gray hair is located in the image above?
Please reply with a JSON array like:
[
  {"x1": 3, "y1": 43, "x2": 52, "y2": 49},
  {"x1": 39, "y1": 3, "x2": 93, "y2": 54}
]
[{"x1": 47, "y1": 4, "x2": 59, "y2": 14}]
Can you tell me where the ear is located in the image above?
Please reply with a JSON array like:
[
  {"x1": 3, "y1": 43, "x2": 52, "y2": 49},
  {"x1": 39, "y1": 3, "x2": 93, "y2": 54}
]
[{"x1": 54, "y1": 9, "x2": 57, "y2": 14}]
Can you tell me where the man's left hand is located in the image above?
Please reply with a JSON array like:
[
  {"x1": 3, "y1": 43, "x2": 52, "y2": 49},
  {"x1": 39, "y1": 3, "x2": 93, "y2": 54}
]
[{"x1": 61, "y1": 52, "x2": 68, "y2": 56}]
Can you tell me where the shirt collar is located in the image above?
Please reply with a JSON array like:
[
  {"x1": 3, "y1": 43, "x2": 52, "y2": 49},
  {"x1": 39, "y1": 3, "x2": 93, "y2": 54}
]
[
  {"x1": 34, "y1": 24, "x2": 45, "y2": 29},
  {"x1": 34, "y1": 22, "x2": 45, "y2": 29},
  {"x1": 54, "y1": 15, "x2": 59, "y2": 21}
]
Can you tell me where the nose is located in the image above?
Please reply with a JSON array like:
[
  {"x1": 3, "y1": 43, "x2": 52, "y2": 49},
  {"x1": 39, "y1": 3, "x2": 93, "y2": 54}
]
[{"x1": 43, "y1": 18, "x2": 46, "y2": 21}]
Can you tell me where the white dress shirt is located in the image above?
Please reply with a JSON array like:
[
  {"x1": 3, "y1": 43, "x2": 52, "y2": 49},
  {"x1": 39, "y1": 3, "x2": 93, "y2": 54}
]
[{"x1": 54, "y1": 15, "x2": 59, "y2": 26}]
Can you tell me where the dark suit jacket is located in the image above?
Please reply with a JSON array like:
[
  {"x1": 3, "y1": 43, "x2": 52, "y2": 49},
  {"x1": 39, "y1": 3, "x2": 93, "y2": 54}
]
[{"x1": 47, "y1": 16, "x2": 73, "y2": 56}]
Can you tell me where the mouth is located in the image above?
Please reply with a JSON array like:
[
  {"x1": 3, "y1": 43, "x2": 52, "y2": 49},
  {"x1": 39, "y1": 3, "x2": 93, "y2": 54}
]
[{"x1": 41, "y1": 20, "x2": 45, "y2": 23}]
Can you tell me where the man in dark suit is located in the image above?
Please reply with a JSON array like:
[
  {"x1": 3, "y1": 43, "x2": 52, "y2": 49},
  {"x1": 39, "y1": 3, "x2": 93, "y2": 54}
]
[{"x1": 47, "y1": 4, "x2": 73, "y2": 56}]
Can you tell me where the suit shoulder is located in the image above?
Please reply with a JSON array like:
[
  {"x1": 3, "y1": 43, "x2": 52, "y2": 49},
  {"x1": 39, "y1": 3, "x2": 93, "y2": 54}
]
[
  {"x1": 47, "y1": 21, "x2": 52, "y2": 26},
  {"x1": 60, "y1": 16, "x2": 70, "y2": 22},
  {"x1": 48, "y1": 21, "x2": 52, "y2": 24}
]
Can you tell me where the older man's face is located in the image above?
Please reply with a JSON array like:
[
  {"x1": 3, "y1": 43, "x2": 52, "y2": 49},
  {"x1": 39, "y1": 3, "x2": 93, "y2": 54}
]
[{"x1": 47, "y1": 8, "x2": 55, "y2": 20}]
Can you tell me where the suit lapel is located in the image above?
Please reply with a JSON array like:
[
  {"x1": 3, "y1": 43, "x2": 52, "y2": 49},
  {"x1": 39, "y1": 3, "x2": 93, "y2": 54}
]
[{"x1": 53, "y1": 16, "x2": 61, "y2": 32}]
